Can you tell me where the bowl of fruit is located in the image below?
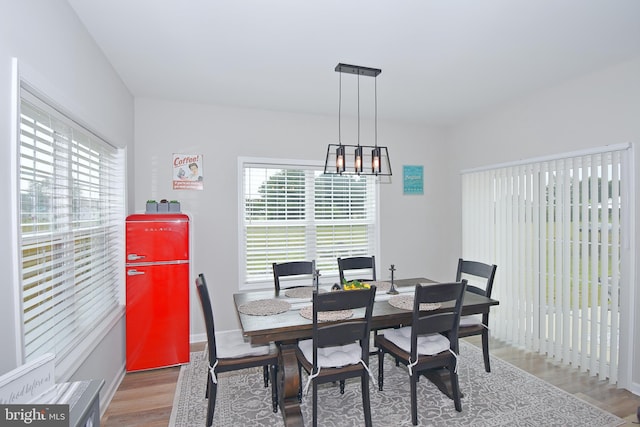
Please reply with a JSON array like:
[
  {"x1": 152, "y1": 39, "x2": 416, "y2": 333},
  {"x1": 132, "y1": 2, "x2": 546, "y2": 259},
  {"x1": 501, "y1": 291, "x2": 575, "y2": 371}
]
[{"x1": 342, "y1": 280, "x2": 371, "y2": 290}]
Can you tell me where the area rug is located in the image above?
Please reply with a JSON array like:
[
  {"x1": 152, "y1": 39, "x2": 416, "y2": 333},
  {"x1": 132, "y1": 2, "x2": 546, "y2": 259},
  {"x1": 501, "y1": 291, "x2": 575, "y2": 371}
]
[{"x1": 169, "y1": 341, "x2": 623, "y2": 426}]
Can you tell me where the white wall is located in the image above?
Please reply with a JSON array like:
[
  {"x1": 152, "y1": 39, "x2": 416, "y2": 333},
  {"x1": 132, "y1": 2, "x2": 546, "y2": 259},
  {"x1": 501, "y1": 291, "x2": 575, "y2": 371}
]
[
  {"x1": 134, "y1": 98, "x2": 450, "y2": 335},
  {"x1": 0, "y1": 0, "x2": 133, "y2": 409},
  {"x1": 447, "y1": 58, "x2": 640, "y2": 391}
]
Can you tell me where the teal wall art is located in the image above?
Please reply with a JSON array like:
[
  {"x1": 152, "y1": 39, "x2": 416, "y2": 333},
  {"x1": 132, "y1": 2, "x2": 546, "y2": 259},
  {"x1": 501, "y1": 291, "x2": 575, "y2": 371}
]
[{"x1": 403, "y1": 165, "x2": 424, "y2": 195}]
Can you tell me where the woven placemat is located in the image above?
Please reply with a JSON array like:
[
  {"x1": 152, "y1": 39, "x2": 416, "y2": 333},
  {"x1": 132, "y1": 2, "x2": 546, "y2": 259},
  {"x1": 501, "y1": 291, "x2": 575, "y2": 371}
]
[
  {"x1": 284, "y1": 287, "x2": 315, "y2": 299},
  {"x1": 299, "y1": 306, "x2": 353, "y2": 322},
  {"x1": 238, "y1": 299, "x2": 291, "y2": 316},
  {"x1": 388, "y1": 295, "x2": 441, "y2": 311},
  {"x1": 368, "y1": 281, "x2": 392, "y2": 292}
]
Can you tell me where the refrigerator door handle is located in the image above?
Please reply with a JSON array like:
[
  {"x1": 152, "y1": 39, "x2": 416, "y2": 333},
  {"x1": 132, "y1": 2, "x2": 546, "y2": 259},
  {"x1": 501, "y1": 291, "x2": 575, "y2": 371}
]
[
  {"x1": 127, "y1": 253, "x2": 146, "y2": 261},
  {"x1": 127, "y1": 269, "x2": 146, "y2": 276}
]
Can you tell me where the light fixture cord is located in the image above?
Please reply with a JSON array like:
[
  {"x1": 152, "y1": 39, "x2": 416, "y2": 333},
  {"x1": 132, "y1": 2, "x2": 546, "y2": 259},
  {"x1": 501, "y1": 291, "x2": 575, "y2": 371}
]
[
  {"x1": 375, "y1": 76, "x2": 378, "y2": 148},
  {"x1": 338, "y1": 71, "x2": 342, "y2": 144},
  {"x1": 357, "y1": 72, "x2": 360, "y2": 146}
]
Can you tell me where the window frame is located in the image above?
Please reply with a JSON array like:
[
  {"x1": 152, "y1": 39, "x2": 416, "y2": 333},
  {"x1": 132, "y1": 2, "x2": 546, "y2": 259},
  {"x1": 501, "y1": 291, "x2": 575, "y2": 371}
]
[{"x1": 238, "y1": 157, "x2": 380, "y2": 290}]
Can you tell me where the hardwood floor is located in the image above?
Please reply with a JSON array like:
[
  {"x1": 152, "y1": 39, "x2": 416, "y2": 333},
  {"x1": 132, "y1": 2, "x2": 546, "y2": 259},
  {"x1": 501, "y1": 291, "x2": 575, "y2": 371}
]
[
  {"x1": 101, "y1": 342, "x2": 204, "y2": 427},
  {"x1": 483, "y1": 336, "x2": 640, "y2": 426},
  {"x1": 101, "y1": 338, "x2": 640, "y2": 426}
]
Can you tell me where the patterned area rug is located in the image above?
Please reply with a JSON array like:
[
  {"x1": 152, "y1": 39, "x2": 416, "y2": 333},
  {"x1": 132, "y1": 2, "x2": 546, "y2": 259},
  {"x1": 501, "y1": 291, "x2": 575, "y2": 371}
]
[{"x1": 169, "y1": 341, "x2": 623, "y2": 426}]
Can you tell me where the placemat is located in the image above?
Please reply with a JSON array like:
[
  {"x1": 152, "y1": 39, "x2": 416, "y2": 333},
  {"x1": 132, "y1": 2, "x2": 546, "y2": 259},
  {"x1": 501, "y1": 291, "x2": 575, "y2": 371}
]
[
  {"x1": 238, "y1": 299, "x2": 291, "y2": 316},
  {"x1": 368, "y1": 281, "x2": 392, "y2": 292},
  {"x1": 284, "y1": 287, "x2": 315, "y2": 299},
  {"x1": 388, "y1": 295, "x2": 441, "y2": 311},
  {"x1": 299, "y1": 306, "x2": 353, "y2": 322}
]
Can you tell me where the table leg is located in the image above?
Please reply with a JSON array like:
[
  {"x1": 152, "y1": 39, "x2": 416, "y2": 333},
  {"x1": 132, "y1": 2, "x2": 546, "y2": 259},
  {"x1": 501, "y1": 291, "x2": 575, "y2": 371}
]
[
  {"x1": 277, "y1": 341, "x2": 304, "y2": 427},
  {"x1": 422, "y1": 369, "x2": 465, "y2": 400}
]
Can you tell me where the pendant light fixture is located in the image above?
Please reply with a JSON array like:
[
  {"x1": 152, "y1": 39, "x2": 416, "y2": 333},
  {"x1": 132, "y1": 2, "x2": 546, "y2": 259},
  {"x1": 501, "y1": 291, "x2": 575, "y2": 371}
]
[{"x1": 324, "y1": 63, "x2": 392, "y2": 176}]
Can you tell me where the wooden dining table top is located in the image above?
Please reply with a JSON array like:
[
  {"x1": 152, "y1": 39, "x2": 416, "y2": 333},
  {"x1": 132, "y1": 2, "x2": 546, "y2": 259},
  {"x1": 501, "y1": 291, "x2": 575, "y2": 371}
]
[{"x1": 234, "y1": 277, "x2": 500, "y2": 345}]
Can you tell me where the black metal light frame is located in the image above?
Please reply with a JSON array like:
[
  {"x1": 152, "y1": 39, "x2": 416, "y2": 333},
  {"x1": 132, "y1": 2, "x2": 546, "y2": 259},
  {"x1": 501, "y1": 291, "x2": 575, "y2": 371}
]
[
  {"x1": 323, "y1": 63, "x2": 392, "y2": 176},
  {"x1": 325, "y1": 144, "x2": 391, "y2": 176}
]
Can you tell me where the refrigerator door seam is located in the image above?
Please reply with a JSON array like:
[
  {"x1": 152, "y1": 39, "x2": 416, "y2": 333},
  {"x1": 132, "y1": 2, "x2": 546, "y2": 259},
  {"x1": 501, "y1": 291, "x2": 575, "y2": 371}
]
[{"x1": 126, "y1": 260, "x2": 190, "y2": 267}]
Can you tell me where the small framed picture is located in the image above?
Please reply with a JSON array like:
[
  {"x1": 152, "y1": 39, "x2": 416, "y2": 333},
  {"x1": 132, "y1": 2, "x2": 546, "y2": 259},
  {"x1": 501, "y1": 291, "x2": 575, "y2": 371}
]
[{"x1": 403, "y1": 165, "x2": 423, "y2": 195}]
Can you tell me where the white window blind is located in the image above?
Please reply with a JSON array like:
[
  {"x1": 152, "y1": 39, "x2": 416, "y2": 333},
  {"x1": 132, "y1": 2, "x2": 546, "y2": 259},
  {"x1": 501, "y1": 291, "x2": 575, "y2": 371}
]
[
  {"x1": 462, "y1": 145, "x2": 629, "y2": 383},
  {"x1": 19, "y1": 84, "x2": 125, "y2": 366},
  {"x1": 241, "y1": 160, "x2": 377, "y2": 288}
]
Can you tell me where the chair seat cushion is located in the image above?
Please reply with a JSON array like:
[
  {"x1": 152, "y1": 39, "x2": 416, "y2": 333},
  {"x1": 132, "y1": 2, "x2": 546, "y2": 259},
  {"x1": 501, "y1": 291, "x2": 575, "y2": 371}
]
[
  {"x1": 216, "y1": 331, "x2": 271, "y2": 358},
  {"x1": 298, "y1": 339, "x2": 362, "y2": 368},
  {"x1": 459, "y1": 314, "x2": 482, "y2": 327},
  {"x1": 383, "y1": 326, "x2": 450, "y2": 355}
]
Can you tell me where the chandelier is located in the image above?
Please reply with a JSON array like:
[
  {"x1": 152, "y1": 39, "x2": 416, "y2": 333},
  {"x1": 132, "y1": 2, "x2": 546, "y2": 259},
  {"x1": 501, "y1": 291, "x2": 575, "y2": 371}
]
[{"x1": 323, "y1": 63, "x2": 392, "y2": 176}]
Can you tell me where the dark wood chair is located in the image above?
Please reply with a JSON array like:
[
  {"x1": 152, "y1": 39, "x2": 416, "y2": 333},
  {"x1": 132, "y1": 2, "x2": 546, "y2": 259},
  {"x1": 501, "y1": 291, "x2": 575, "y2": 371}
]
[
  {"x1": 455, "y1": 258, "x2": 497, "y2": 372},
  {"x1": 339, "y1": 256, "x2": 382, "y2": 358},
  {"x1": 272, "y1": 260, "x2": 315, "y2": 295},
  {"x1": 337, "y1": 256, "x2": 376, "y2": 284},
  {"x1": 195, "y1": 274, "x2": 279, "y2": 427},
  {"x1": 295, "y1": 286, "x2": 377, "y2": 427},
  {"x1": 375, "y1": 281, "x2": 467, "y2": 426}
]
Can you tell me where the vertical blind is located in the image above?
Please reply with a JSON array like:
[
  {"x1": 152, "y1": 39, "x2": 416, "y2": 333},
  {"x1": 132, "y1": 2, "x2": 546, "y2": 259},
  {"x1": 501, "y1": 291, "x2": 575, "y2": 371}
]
[
  {"x1": 241, "y1": 161, "x2": 377, "y2": 287},
  {"x1": 462, "y1": 146, "x2": 628, "y2": 383},
  {"x1": 19, "y1": 85, "x2": 125, "y2": 364}
]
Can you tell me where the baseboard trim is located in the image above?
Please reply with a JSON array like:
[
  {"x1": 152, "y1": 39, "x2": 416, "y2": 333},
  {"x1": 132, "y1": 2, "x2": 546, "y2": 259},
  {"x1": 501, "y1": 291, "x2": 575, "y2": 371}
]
[{"x1": 100, "y1": 364, "x2": 126, "y2": 419}]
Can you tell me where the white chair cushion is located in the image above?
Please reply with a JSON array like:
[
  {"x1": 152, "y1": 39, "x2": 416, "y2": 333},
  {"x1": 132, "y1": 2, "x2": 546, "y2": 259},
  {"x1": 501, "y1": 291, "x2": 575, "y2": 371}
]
[
  {"x1": 459, "y1": 314, "x2": 482, "y2": 327},
  {"x1": 384, "y1": 326, "x2": 450, "y2": 356},
  {"x1": 216, "y1": 331, "x2": 271, "y2": 358},
  {"x1": 298, "y1": 339, "x2": 362, "y2": 368}
]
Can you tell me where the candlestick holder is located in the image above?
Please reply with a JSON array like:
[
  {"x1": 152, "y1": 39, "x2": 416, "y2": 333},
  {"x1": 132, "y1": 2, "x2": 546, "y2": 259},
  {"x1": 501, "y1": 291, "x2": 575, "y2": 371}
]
[
  {"x1": 313, "y1": 269, "x2": 321, "y2": 293},
  {"x1": 387, "y1": 264, "x2": 399, "y2": 294}
]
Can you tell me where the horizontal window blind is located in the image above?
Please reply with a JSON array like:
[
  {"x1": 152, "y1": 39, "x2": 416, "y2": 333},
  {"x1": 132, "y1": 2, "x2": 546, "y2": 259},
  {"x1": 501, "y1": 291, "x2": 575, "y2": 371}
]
[
  {"x1": 462, "y1": 146, "x2": 628, "y2": 384},
  {"x1": 242, "y1": 162, "x2": 377, "y2": 287},
  {"x1": 19, "y1": 85, "x2": 125, "y2": 364}
]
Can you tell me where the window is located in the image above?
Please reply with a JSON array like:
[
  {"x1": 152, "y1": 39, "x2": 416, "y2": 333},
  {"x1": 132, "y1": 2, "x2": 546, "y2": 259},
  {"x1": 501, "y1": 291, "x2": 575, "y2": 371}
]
[
  {"x1": 18, "y1": 83, "x2": 125, "y2": 370},
  {"x1": 240, "y1": 158, "x2": 378, "y2": 289},
  {"x1": 461, "y1": 144, "x2": 630, "y2": 384}
]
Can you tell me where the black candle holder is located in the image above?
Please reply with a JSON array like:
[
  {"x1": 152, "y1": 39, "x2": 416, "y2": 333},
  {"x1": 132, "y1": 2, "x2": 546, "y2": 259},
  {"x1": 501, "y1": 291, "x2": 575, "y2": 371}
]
[{"x1": 387, "y1": 264, "x2": 399, "y2": 295}]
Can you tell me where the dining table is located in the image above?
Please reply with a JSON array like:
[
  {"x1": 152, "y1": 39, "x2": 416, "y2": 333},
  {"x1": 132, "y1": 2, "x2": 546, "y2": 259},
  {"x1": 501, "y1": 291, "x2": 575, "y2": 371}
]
[{"x1": 233, "y1": 277, "x2": 499, "y2": 427}]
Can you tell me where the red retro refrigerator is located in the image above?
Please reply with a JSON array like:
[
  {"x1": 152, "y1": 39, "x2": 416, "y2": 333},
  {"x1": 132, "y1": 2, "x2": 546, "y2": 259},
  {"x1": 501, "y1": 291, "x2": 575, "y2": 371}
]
[{"x1": 125, "y1": 213, "x2": 190, "y2": 371}]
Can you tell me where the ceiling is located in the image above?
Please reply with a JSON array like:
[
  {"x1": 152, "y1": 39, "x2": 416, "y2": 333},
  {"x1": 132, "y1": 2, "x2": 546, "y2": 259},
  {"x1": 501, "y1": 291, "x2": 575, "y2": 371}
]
[{"x1": 67, "y1": 0, "x2": 640, "y2": 126}]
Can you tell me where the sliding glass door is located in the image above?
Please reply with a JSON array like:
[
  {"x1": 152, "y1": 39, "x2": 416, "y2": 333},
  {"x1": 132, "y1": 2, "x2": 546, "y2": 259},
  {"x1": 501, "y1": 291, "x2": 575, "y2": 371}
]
[{"x1": 461, "y1": 145, "x2": 630, "y2": 384}]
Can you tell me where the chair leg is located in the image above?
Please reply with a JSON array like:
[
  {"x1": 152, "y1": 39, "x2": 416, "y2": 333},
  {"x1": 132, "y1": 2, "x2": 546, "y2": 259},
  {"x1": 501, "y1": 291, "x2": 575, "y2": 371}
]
[
  {"x1": 361, "y1": 371, "x2": 372, "y2": 427},
  {"x1": 377, "y1": 349, "x2": 384, "y2": 391},
  {"x1": 312, "y1": 381, "x2": 318, "y2": 427},
  {"x1": 297, "y1": 364, "x2": 303, "y2": 403},
  {"x1": 482, "y1": 329, "x2": 491, "y2": 372},
  {"x1": 206, "y1": 376, "x2": 217, "y2": 427},
  {"x1": 410, "y1": 373, "x2": 418, "y2": 426},
  {"x1": 263, "y1": 365, "x2": 269, "y2": 387},
  {"x1": 271, "y1": 364, "x2": 278, "y2": 413},
  {"x1": 205, "y1": 371, "x2": 210, "y2": 398},
  {"x1": 369, "y1": 330, "x2": 378, "y2": 356},
  {"x1": 340, "y1": 380, "x2": 345, "y2": 394},
  {"x1": 450, "y1": 365, "x2": 463, "y2": 412}
]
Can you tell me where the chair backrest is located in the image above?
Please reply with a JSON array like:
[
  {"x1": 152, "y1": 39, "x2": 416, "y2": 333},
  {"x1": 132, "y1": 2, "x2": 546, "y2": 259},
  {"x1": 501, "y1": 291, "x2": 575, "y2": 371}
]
[
  {"x1": 337, "y1": 256, "x2": 376, "y2": 283},
  {"x1": 410, "y1": 281, "x2": 467, "y2": 359},
  {"x1": 455, "y1": 258, "x2": 497, "y2": 298},
  {"x1": 311, "y1": 286, "x2": 377, "y2": 365},
  {"x1": 272, "y1": 260, "x2": 315, "y2": 295},
  {"x1": 195, "y1": 273, "x2": 218, "y2": 366}
]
